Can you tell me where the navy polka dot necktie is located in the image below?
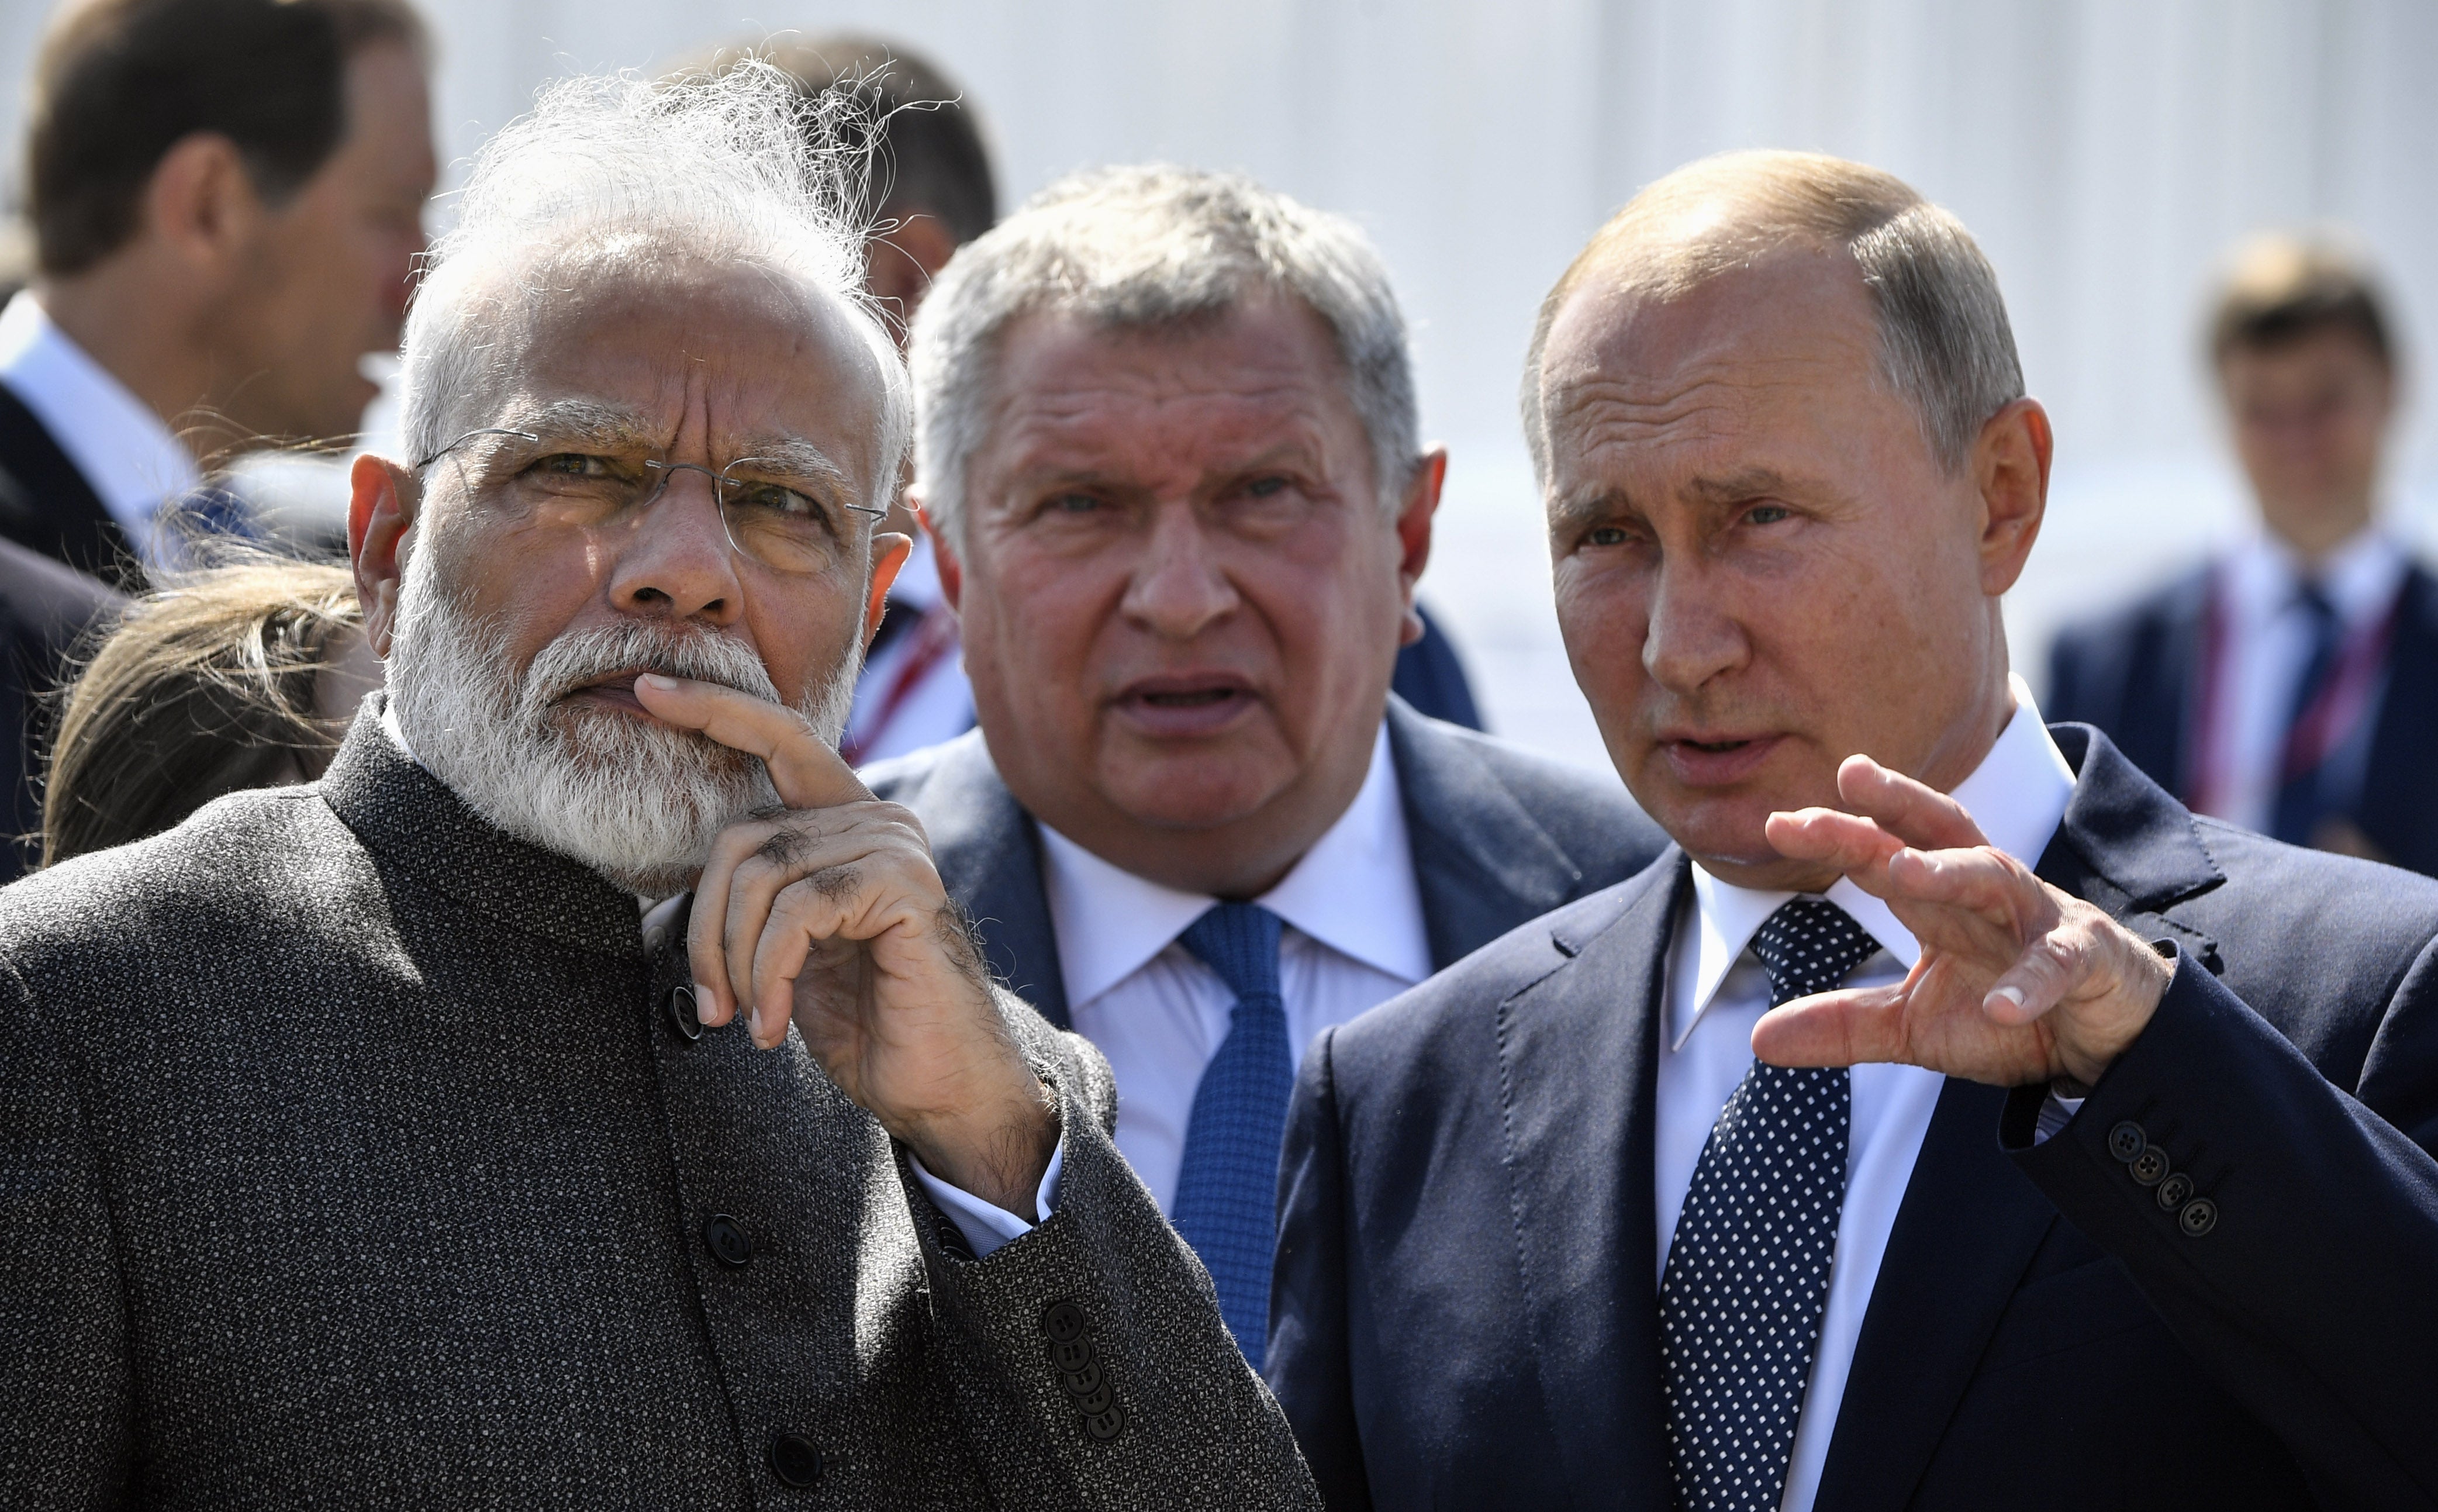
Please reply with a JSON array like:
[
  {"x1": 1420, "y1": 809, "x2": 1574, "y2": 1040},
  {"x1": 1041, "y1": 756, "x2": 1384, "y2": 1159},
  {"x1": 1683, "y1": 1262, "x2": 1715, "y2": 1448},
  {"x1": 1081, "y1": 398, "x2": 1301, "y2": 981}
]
[
  {"x1": 1659, "y1": 898, "x2": 1881, "y2": 1512},
  {"x1": 1169, "y1": 902, "x2": 1292, "y2": 1365}
]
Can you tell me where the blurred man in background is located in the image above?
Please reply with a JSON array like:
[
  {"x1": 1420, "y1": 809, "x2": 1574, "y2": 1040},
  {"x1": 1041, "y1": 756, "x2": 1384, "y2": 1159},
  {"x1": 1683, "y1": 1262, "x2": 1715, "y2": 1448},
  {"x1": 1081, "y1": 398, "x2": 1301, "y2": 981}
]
[
  {"x1": 1, "y1": 0, "x2": 434, "y2": 585},
  {"x1": 0, "y1": 537, "x2": 118, "y2": 882},
  {"x1": 2048, "y1": 237, "x2": 2437, "y2": 875},
  {"x1": 868, "y1": 165, "x2": 1664, "y2": 1365}
]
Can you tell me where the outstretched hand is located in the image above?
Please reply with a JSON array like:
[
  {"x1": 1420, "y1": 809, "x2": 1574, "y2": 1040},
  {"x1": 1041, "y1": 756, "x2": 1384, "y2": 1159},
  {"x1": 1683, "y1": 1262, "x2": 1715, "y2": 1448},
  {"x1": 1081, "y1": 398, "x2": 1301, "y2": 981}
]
[
  {"x1": 1752, "y1": 755, "x2": 2170, "y2": 1088},
  {"x1": 633, "y1": 673, "x2": 1056, "y2": 1214}
]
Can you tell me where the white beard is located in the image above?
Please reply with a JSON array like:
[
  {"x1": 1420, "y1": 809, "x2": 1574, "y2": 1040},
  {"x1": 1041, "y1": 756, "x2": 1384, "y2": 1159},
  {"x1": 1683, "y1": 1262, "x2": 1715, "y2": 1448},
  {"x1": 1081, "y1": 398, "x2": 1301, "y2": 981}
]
[{"x1": 386, "y1": 542, "x2": 862, "y2": 897}]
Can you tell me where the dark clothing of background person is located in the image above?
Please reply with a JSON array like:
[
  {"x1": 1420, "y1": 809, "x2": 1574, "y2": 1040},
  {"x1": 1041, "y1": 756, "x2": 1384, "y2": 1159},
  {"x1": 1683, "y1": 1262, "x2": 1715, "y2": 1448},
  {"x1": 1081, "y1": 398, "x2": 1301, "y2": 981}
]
[
  {"x1": 1269, "y1": 724, "x2": 2438, "y2": 1511},
  {"x1": 0, "y1": 536, "x2": 121, "y2": 881},
  {"x1": 1389, "y1": 604, "x2": 1482, "y2": 731},
  {"x1": 0, "y1": 383, "x2": 134, "y2": 586},
  {"x1": 2047, "y1": 560, "x2": 2438, "y2": 877},
  {"x1": 865, "y1": 696, "x2": 1663, "y2": 1030},
  {"x1": 0, "y1": 705, "x2": 1320, "y2": 1509}
]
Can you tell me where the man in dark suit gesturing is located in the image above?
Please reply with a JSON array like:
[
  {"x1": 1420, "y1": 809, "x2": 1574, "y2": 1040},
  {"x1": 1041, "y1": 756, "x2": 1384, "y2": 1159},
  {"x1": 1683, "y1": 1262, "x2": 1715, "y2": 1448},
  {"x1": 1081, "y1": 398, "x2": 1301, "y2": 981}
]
[
  {"x1": 0, "y1": 66, "x2": 1314, "y2": 1508},
  {"x1": 866, "y1": 166, "x2": 1664, "y2": 1363},
  {"x1": 1270, "y1": 150, "x2": 2438, "y2": 1510}
]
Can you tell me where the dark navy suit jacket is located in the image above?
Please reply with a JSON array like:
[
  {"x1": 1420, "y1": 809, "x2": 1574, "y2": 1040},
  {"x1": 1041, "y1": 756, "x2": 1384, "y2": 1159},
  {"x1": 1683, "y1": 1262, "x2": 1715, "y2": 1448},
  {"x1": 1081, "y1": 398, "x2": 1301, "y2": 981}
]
[
  {"x1": 1270, "y1": 726, "x2": 2438, "y2": 1510},
  {"x1": 0, "y1": 537, "x2": 120, "y2": 883},
  {"x1": 864, "y1": 697, "x2": 1667, "y2": 1027},
  {"x1": 2047, "y1": 561, "x2": 2438, "y2": 877},
  {"x1": 0, "y1": 385, "x2": 134, "y2": 587}
]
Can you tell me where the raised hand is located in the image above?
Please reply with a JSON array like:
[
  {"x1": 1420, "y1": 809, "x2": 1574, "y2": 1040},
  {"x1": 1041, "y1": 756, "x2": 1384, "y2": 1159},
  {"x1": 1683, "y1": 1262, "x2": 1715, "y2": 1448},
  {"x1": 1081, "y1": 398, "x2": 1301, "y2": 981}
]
[
  {"x1": 634, "y1": 672, "x2": 1056, "y2": 1214},
  {"x1": 1751, "y1": 754, "x2": 2171, "y2": 1088}
]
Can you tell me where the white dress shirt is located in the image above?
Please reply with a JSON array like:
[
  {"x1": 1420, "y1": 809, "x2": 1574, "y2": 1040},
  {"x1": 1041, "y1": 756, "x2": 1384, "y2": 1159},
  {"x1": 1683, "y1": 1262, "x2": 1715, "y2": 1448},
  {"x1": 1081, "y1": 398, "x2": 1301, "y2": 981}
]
[
  {"x1": 1040, "y1": 723, "x2": 1434, "y2": 1212},
  {"x1": 1656, "y1": 679, "x2": 2076, "y2": 1512},
  {"x1": 0, "y1": 291, "x2": 198, "y2": 567},
  {"x1": 2190, "y1": 526, "x2": 2408, "y2": 831}
]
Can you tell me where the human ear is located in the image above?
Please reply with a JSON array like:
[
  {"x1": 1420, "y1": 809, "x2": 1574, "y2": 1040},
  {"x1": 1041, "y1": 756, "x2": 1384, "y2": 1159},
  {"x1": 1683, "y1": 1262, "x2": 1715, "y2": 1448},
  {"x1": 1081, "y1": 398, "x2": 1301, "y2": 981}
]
[
  {"x1": 349, "y1": 454, "x2": 417, "y2": 658},
  {"x1": 1971, "y1": 399, "x2": 2051, "y2": 598},
  {"x1": 863, "y1": 533, "x2": 913, "y2": 647},
  {"x1": 1393, "y1": 448, "x2": 1448, "y2": 646},
  {"x1": 920, "y1": 498, "x2": 966, "y2": 615},
  {"x1": 143, "y1": 133, "x2": 266, "y2": 277}
]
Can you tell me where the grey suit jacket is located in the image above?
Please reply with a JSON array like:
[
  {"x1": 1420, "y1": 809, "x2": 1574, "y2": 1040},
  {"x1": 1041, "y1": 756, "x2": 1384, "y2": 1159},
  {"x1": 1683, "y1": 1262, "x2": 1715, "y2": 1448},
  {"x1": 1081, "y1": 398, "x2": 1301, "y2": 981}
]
[
  {"x1": 0, "y1": 707, "x2": 1318, "y2": 1509},
  {"x1": 864, "y1": 698, "x2": 1668, "y2": 1026}
]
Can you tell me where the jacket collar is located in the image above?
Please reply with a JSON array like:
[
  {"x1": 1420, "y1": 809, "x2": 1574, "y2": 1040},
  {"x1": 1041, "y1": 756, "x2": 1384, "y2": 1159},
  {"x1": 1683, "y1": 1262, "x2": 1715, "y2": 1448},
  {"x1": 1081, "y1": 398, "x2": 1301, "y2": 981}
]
[
  {"x1": 899, "y1": 729, "x2": 1073, "y2": 1027},
  {"x1": 317, "y1": 699, "x2": 647, "y2": 960},
  {"x1": 1386, "y1": 696, "x2": 1586, "y2": 968}
]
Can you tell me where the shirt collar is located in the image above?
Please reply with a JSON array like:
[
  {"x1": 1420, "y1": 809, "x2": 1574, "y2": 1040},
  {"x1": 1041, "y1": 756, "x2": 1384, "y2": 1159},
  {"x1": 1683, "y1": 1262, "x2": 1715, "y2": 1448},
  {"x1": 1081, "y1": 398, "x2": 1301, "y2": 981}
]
[
  {"x1": 2225, "y1": 524, "x2": 2409, "y2": 629},
  {"x1": 1674, "y1": 675, "x2": 2078, "y2": 1050},
  {"x1": 0, "y1": 291, "x2": 199, "y2": 556},
  {"x1": 1037, "y1": 721, "x2": 1433, "y2": 1009}
]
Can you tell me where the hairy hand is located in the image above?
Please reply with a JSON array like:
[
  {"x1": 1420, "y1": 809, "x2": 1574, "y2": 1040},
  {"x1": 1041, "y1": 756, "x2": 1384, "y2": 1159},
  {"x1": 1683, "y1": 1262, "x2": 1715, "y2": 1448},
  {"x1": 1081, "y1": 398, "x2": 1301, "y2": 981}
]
[
  {"x1": 634, "y1": 673, "x2": 1056, "y2": 1213},
  {"x1": 1751, "y1": 755, "x2": 2171, "y2": 1088}
]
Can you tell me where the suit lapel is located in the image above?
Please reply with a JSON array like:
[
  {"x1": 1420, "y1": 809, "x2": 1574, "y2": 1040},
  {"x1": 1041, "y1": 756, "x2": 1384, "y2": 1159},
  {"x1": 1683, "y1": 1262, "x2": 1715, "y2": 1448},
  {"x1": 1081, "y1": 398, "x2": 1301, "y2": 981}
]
[
  {"x1": 1495, "y1": 852, "x2": 1684, "y2": 1508},
  {"x1": 2358, "y1": 565, "x2": 2438, "y2": 868},
  {"x1": 916, "y1": 733, "x2": 1073, "y2": 1028},
  {"x1": 0, "y1": 384, "x2": 134, "y2": 585},
  {"x1": 1816, "y1": 724, "x2": 2226, "y2": 1509},
  {"x1": 1387, "y1": 698, "x2": 1586, "y2": 969}
]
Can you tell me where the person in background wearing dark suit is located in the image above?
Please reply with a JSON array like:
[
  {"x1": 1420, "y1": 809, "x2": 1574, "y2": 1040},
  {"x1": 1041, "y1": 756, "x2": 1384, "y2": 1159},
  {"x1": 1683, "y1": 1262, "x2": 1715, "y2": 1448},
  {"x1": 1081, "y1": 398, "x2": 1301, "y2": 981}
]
[
  {"x1": 865, "y1": 165, "x2": 1666, "y2": 1365},
  {"x1": 1270, "y1": 151, "x2": 2438, "y2": 1510},
  {"x1": 0, "y1": 0, "x2": 435, "y2": 584},
  {"x1": 0, "y1": 65, "x2": 1315, "y2": 1508},
  {"x1": 0, "y1": 536, "x2": 119, "y2": 881},
  {"x1": 2048, "y1": 238, "x2": 2437, "y2": 875}
]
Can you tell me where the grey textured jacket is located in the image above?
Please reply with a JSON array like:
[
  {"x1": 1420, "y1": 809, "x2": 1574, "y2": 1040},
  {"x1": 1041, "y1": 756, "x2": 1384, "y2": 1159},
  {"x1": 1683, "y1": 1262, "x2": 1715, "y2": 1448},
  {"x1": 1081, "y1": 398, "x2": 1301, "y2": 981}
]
[{"x1": 0, "y1": 709, "x2": 1319, "y2": 1509}]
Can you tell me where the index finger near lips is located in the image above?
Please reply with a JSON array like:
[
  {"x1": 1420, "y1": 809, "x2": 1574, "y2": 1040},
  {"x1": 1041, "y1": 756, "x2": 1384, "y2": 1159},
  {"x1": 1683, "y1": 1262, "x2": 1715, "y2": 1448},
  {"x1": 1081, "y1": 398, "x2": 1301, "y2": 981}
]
[{"x1": 632, "y1": 673, "x2": 871, "y2": 811}]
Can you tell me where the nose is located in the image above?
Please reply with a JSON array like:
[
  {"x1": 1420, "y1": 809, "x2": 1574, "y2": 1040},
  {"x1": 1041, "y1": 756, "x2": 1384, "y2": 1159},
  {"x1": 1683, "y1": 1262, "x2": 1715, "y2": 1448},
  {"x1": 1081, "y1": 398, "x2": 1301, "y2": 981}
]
[
  {"x1": 606, "y1": 467, "x2": 745, "y2": 626},
  {"x1": 1119, "y1": 503, "x2": 1241, "y2": 641},
  {"x1": 1641, "y1": 556, "x2": 1748, "y2": 697}
]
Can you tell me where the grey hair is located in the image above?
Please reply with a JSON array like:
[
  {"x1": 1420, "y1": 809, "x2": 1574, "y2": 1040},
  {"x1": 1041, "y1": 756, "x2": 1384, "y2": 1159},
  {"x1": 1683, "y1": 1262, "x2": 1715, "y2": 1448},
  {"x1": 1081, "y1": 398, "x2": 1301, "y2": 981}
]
[
  {"x1": 907, "y1": 164, "x2": 1418, "y2": 540},
  {"x1": 398, "y1": 62, "x2": 911, "y2": 513},
  {"x1": 1521, "y1": 150, "x2": 2023, "y2": 481}
]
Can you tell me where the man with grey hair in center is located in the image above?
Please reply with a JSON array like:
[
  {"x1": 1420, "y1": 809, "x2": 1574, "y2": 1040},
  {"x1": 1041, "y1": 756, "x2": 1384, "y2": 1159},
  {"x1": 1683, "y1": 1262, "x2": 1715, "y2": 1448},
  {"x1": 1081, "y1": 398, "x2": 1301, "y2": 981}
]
[
  {"x1": 1271, "y1": 149, "x2": 2438, "y2": 1510},
  {"x1": 0, "y1": 67, "x2": 1317, "y2": 1508},
  {"x1": 866, "y1": 166, "x2": 1666, "y2": 1365}
]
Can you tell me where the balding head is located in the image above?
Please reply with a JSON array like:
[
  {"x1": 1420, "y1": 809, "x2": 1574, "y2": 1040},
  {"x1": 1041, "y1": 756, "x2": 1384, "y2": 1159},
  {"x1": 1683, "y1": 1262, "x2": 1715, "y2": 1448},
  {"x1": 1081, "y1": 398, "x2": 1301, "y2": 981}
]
[
  {"x1": 1528, "y1": 151, "x2": 2053, "y2": 891},
  {"x1": 1524, "y1": 151, "x2": 2023, "y2": 482}
]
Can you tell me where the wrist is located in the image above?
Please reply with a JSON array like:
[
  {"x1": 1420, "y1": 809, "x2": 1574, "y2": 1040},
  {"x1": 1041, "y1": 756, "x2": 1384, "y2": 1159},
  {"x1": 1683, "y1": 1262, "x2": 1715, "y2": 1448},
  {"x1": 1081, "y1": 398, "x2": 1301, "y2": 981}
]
[
  {"x1": 904, "y1": 1075, "x2": 1059, "y2": 1216},
  {"x1": 2057, "y1": 933, "x2": 2175, "y2": 1087}
]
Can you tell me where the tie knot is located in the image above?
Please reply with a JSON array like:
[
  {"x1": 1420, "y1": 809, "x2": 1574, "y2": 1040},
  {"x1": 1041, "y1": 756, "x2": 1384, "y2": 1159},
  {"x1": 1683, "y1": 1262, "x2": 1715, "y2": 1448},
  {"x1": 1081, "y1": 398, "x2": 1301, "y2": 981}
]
[
  {"x1": 2293, "y1": 581, "x2": 2340, "y2": 626},
  {"x1": 1179, "y1": 902, "x2": 1285, "y2": 1006},
  {"x1": 1747, "y1": 899, "x2": 1881, "y2": 1008}
]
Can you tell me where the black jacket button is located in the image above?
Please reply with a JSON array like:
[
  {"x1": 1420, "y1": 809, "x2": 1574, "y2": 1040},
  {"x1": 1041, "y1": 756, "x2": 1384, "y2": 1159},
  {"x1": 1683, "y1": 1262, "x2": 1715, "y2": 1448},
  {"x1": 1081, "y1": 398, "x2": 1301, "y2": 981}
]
[
  {"x1": 2156, "y1": 1172, "x2": 2194, "y2": 1210},
  {"x1": 1084, "y1": 1406, "x2": 1125, "y2": 1441},
  {"x1": 2107, "y1": 1121, "x2": 2147, "y2": 1162},
  {"x1": 769, "y1": 1432, "x2": 822, "y2": 1487},
  {"x1": 1061, "y1": 1355, "x2": 1104, "y2": 1396},
  {"x1": 668, "y1": 984, "x2": 703, "y2": 1041},
  {"x1": 1049, "y1": 1335, "x2": 1092, "y2": 1373},
  {"x1": 2129, "y1": 1148, "x2": 2170, "y2": 1186},
  {"x1": 705, "y1": 1213, "x2": 754, "y2": 1268},
  {"x1": 2179, "y1": 1198, "x2": 2218, "y2": 1237},
  {"x1": 1041, "y1": 1300, "x2": 1087, "y2": 1342}
]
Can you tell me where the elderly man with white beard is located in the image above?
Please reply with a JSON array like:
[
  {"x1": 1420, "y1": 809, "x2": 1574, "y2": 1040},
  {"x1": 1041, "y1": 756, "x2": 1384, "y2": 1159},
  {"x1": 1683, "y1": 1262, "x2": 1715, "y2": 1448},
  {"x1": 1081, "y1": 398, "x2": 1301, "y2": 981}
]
[{"x1": 0, "y1": 67, "x2": 1317, "y2": 1511}]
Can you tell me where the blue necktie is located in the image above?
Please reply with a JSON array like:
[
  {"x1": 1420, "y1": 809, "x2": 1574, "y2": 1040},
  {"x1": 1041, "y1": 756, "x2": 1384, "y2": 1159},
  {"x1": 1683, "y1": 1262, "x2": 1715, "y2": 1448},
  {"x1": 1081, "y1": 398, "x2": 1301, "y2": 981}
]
[
  {"x1": 1169, "y1": 902, "x2": 1292, "y2": 1365},
  {"x1": 1660, "y1": 898, "x2": 1880, "y2": 1512},
  {"x1": 2271, "y1": 582, "x2": 2345, "y2": 847}
]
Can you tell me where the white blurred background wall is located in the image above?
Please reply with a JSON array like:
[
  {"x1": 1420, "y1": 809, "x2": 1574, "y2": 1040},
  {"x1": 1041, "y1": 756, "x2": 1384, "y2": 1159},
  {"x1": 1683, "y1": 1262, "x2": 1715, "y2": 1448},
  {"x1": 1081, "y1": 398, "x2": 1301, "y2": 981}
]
[{"x1": 5, "y1": 0, "x2": 2433, "y2": 771}]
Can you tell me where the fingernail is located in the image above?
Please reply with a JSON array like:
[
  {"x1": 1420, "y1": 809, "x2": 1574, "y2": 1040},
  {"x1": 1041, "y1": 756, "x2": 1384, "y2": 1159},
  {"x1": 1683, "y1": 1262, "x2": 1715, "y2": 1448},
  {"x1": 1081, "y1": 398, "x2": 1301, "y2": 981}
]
[
  {"x1": 638, "y1": 673, "x2": 674, "y2": 690},
  {"x1": 1990, "y1": 985, "x2": 2026, "y2": 1011}
]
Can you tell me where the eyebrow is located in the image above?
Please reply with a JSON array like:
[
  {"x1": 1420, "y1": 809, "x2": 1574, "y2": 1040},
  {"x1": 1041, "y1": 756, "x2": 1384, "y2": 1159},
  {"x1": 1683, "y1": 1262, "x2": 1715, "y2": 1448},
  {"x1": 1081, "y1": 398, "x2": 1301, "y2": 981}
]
[
  {"x1": 1550, "y1": 465, "x2": 1812, "y2": 529},
  {"x1": 495, "y1": 401, "x2": 860, "y2": 495}
]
